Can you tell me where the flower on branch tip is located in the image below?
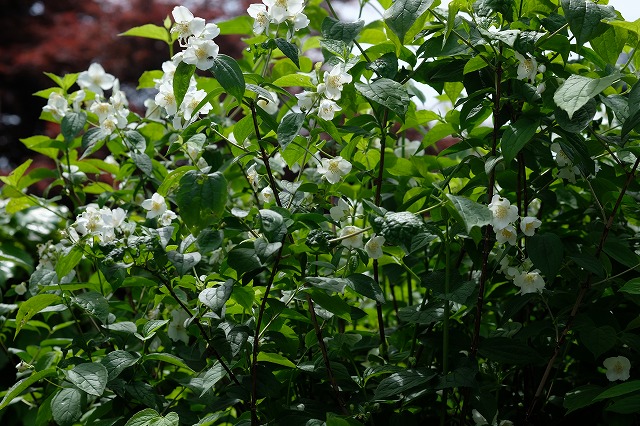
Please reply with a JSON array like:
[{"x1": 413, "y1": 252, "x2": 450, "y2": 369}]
[
  {"x1": 520, "y1": 216, "x2": 541, "y2": 236},
  {"x1": 263, "y1": 0, "x2": 304, "y2": 25},
  {"x1": 77, "y1": 63, "x2": 115, "y2": 96},
  {"x1": 339, "y1": 226, "x2": 364, "y2": 249},
  {"x1": 141, "y1": 193, "x2": 168, "y2": 219},
  {"x1": 159, "y1": 210, "x2": 177, "y2": 226},
  {"x1": 550, "y1": 142, "x2": 571, "y2": 167},
  {"x1": 42, "y1": 92, "x2": 69, "y2": 121},
  {"x1": 248, "y1": 3, "x2": 269, "y2": 34},
  {"x1": 182, "y1": 38, "x2": 219, "y2": 71},
  {"x1": 514, "y1": 52, "x2": 538, "y2": 83},
  {"x1": 330, "y1": 198, "x2": 351, "y2": 222},
  {"x1": 317, "y1": 98, "x2": 341, "y2": 120},
  {"x1": 513, "y1": 269, "x2": 545, "y2": 295},
  {"x1": 323, "y1": 64, "x2": 352, "y2": 100},
  {"x1": 171, "y1": 6, "x2": 206, "y2": 46},
  {"x1": 259, "y1": 186, "x2": 275, "y2": 204},
  {"x1": 257, "y1": 91, "x2": 279, "y2": 115},
  {"x1": 488, "y1": 195, "x2": 518, "y2": 230},
  {"x1": 14, "y1": 282, "x2": 27, "y2": 296},
  {"x1": 318, "y1": 156, "x2": 352, "y2": 184},
  {"x1": 603, "y1": 356, "x2": 631, "y2": 381},
  {"x1": 495, "y1": 225, "x2": 517, "y2": 246},
  {"x1": 168, "y1": 308, "x2": 190, "y2": 344},
  {"x1": 365, "y1": 235, "x2": 385, "y2": 259},
  {"x1": 296, "y1": 90, "x2": 317, "y2": 112}
]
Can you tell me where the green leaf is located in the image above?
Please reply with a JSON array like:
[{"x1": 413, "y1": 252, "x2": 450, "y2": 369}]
[
  {"x1": 346, "y1": 274, "x2": 385, "y2": 303},
  {"x1": 397, "y1": 303, "x2": 443, "y2": 324},
  {"x1": 167, "y1": 251, "x2": 202, "y2": 276},
  {"x1": 190, "y1": 363, "x2": 228, "y2": 397},
  {"x1": 591, "y1": 26, "x2": 628, "y2": 66},
  {"x1": 125, "y1": 409, "x2": 160, "y2": 426},
  {"x1": 81, "y1": 127, "x2": 106, "y2": 159},
  {"x1": 446, "y1": 195, "x2": 493, "y2": 233},
  {"x1": 580, "y1": 326, "x2": 617, "y2": 359},
  {"x1": 142, "y1": 319, "x2": 170, "y2": 338},
  {"x1": 67, "y1": 362, "x2": 108, "y2": 396},
  {"x1": 51, "y1": 388, "x2": 82, "y2": 426},
  {"x1": 384, "y1": 0, "x2": 435, "y2": 42},
  {"x1": 210, "y1": 54, "x2": 246, "y2": 103},
  {"x1": 374, "y1": 369, "x2": 436, "y2": 399},
  {"x1": 501, "y1": 118, "x2": 539, "y2": 164},
  {"x1": 274, "y1": 38, "x2": 299, "y2": 68},
  {"x1": 561, "y1": 0, "x2": 617, "y2": 47},
  {"x1": 259, "y1": 209, "x2": 287, "y2": 242},
  {"x1": 594, "y1": 380, "x2": 640, "y2": 401},
  {"x1": 606, "y1": 394, "x2": 640, "y2": 414},
  {"x1": 555, "y1": 98, "x2": 597, "y2": 133},
  {"x1": 553, "y1": 74, "x2": 620, "y2": 119},
  {"x1": 563, "y1": 385, "x2": 603, "y2": 414},
  {"x1": 144, "y1": 353, "x2": 194, "y2": 372},
  {"x1": 124, "y1": 130, "x2": 147, "y2": 152},
  {"x1": 61, "y1": 112, "x2": 87, "y2": 142},
  {"x1": 620, "y1": 278, "x2": 640, "y2": 295},
  {"x1": 355, "y1": 78, "x2": 410, "y2": 121},
  {"x1": 198, "y1": 280, "x2": 234, "y2": 311},
  {"x1": 227, "y1": 247, "x2": 263, "y2": 273},
  {"x1": 526, "y1": 233, "x2": 563, "y2": 279},
  {"x1": 130, "y1": 152, "x2": 153, "y2": 177},
  {"x1": 257, "y1": 352, "x2": 297, "y2": 368},
  {"x1": 15, "y1": 294, "x2": 62, "y2": 337},
  {"x1": 173, "y1": 61, "x2": 196, "y2": 112},
  {"x1": 73, "y1": 291, "x2": 110, "y2": 324},
  {"x1": 271, "y1": 74, "x2": 314, "y2": 88},
  {"x1": 119, "y1": 24, "x2": 169, "y2": 42},
  {"x1": 367, "y1": 52, "x2": 398, "y2": 79},
  {"x1": 0, "y1": 367, "x2": 57, "y2": 411},
  {"x1": 478, "y1": 337, "x2": 544, "y2": 365},
  {"x1": 321, "y1": 17, "x2": 364, "y2": 44},
  {"x1": 474, "y1": 0, "x2": 514, "y2": 20},
  {"x1": 277, "y1": 112, "x2": 306, "y2": 151},
  {"x1": 175, "y1": 170, "x2": 227, "y2": 233},
  {"x1": 0, "y1": 159, "x2": 32, "y2": 188},
  {"x1": 138, "y1": 70, "x2": 163, "y2": 89},
  {"x1": 101, "y1": 350, "x2": 139, "y2": 381}
]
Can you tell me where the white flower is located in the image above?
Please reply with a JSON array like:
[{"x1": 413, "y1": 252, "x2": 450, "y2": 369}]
[
  {"x1": 246, "y1": 164, "x2": 260, "y2": 190},
  {"x1": 472, "y1": 409, "x2": 489, "y2": 426},
  {"x1": 488, "y1": 195, "x2": 519, "y2": 230},
  {"x1": 171, "y1": 6, "x2": 206, "y2": 46},
  {"x1": 495, "y1": 225, "x2": 517, "y2": 246},
  {"x1": 62, "y1": 164, "x2": 87, "y2": 184},
  {"x1": 72, "y1": 90, "x2": 86, "y2": 112},
  {"x1": 296, "y1": 90, "x2": 317, "y2": 112},
  {"x1": 323, "y1": 64, "x2": 352, "y2": 100},
  {"x1": 330, "y1": 198, "x2": 351, "y2": 222},
  {"x1": 201, "y1": 23, "x2": 220, "y2": 40},
  {"x1": 159, "y1": 210, "x2": 177, "y2": 226},
  {"x1": 317, "y1": 98, "x2": 341, "y2": 120},
  {"x1": 520, "y1": 216, "x2": 541, "y2": 236},
  {"x1": 603, "y1": 356, "x2": 631, "y2": 382},
  {"x1": 292, "y1": 12, "x2": 310, "y2": 31},
  {"x1": 155, "y1": 82, "x2": 178, "y2": 116},
  {"x1": 77, "y1": 63, "x2": 115, "y2": 95},
  {"x1": 90, "y1": 101, "x2": 116, "y2": 122},
  {"x1": 339, "y1": 226, "x2": 363, "y2": 249},
  {"x1": 318, "y1": 156, "x2": 352, "y2": 184},
  {"x1": 14, "y1": 282, "x2": 27, "y2": 296},
  {"x1": 513, "y1": 269, "x2": 545, "y2": 295},
  {"x1": 259, "y1": 186, "x2": 275, "y2": 204},
  {"x1": 557, "y1": 165, "x2": 580, "y2": 183},
  {"x1": 514, "y1": 52, "x2": 537, "y2": 83},
  {"x1": 182, "y1": 38, "x2": 219, "y2": 71},
  {"x1": 248, "y1": 3, "x2": 270, "y2": 34},
  {"x1": 181, "y1": 89, "x2": 212, "y2": 121},
  {"x1": 365, "y1": 235, "x2": 385, "y2": 259},
  {"x1": 167, "y1": 309, "x2": 190, "y2": 344},
  {"x1": 42, "y1": 92, "x2": 69, "y2": 121},
  {"x1": 550, "y1": 142, "x2": 571, "y2": 167},
  {"x1": 144, "y1": 98, "x2": 163, "y2": 121},
  {"x1": 263, "y1": 0, "x2": 304, "y2": 24},
  {"x1": 257, "y1": 91, "x2": 279, "y2": 115},
  {"x1": 141, "y1": 193, "x2": 168, "y2": 219}
]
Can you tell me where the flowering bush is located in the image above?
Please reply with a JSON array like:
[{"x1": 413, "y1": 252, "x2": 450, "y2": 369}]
[{"x1": 1, "y1": 0, "x2": 640, "y2": 424}]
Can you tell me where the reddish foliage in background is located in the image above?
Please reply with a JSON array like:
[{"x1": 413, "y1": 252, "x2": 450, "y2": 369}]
[{"x1": 0, "y1": 0, "x2": 251, "y2": 169}]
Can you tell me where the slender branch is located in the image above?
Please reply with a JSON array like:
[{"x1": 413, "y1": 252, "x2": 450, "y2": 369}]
[{"x1": 249, "y1": 101, "x2": 282, "y2": 207}]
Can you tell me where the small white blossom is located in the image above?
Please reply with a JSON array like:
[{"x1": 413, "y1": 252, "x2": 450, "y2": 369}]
[
  {"x1": 259, "y1": 186, "x2": 275, "y2": 204},
  {"x1": 141, "y1": 193, "x2": 168, "y2": 219},
  {"x1": 42, "y1": 92, "x2": 69, "y2": 121},
  {"x1": 323, "y1": 64, "x2": 352, "y2": 100},
  {"x1": 550, "y1": 142, "x2": 571, "y2": 167},
  {"x1": 248, "y1": 3, "x2": 270, "y2": 34},
  {"x1": 167, "y1": 308, "x2": 190, "y2": 344},
  {"x1": 159, "y1": 210, "x2": 177, "y2": 226},
  {"x1": 14, "y1": 282, "x2": 27, "y2": 296},
  {"x1": 296, "y1": 90, "x2": 318, "y2": 112},
  {"x1": 603, "y1": 356, "x2": 631, "y2": 382},
  {"x1": 182, "y1": 38, "x2": 219, "y2": 71},
  {"x1": 514, "y1": 52, "x2": 537, "y2": 83},
  {"x1": 330, "y1": 198, "x2": 351, "y2": 222},
  {"x1": 155, "y1": 82, "x2": 178, "y2": 116},
  {"x1": 257, "y1": 91, "x2": 279, "y2": 115},
  {"x1": 339, "y1": 226, "x2": 363, "y2": 249},
  {"x1": 171, "y1": 6, "x2": 206, "y2": 46},
  {"x1": 263, "y1": 0, "x2": 304, "y2": 24},
  {"x1": 77, "y1": 63, "x2": 115, "y2": 95},
  {"x1": 318, "y1": 156, "x2": 352, "y2": 184},
  {"x1": 520, "y1": 216, "x2": 541, "y2": 236},
  {"x1": 365, "y1": 235, "x2": 385, "y2": 259},
  {"x1": 513, "y1": 269, "x2": 545, "y2": 295},
  {"x1": 488, "y1": 195, "x2": 519, "y2": 230},
  {"x1": 317, "y1": 98, "x2": 341, "y2": 120},
  {"x1": 495, "y1": 225, "x2": 517, "y2": 246}
]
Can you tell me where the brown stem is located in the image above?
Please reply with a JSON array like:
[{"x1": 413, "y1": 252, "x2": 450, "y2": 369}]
[
  {"x1": 249, "y1": 101, "x2": 282, "y2": 207},
  {"x1": 374, "y1": 259, "x2": 388, "y2": 361}
]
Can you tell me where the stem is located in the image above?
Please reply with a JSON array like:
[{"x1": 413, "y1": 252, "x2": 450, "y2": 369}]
[
  {"x1": 440, "y1": 222, "x2": 451, "y2": 426},
  {"x1": 525, "y1": 157, "x2": 640, "y2": 420},
  {"x1": 249, "y1": 101, "x2": 282, "y2": 207},
  {"x1": 374, "y1": 259, "x2": 388, "y2": 361}
]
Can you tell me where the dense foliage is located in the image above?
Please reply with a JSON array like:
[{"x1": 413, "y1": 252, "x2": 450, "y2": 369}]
[{"x1": 1, "y1": 0, "x2": 640, "y2": 424}]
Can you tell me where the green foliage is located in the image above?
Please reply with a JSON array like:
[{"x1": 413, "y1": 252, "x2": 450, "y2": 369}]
[{"x1": 3, "y1": 0, "x2": 640, "y2": 425}]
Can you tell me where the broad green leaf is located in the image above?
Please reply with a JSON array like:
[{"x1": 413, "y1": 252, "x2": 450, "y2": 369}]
[
  {"x1": 604, "y1": 18, "x2": 640, "y2": 37},
  {"x1": 257, "y1": 352, "x2": 297, "y2": 368},
  {"x1": 397, "y1": 303, "x2": 443, "y2": 324},
  {"x1": 167, "y1": 251, "x2": 202, "y2": 276},
  {"x1": 138, "y1": 70, "x2": 163, "y2": 89},
  {"x1": 591, "y1": 26, "x2": 628, "y2": 66},
  {"x1": 124, "y1": 130, "x2": 146, "y2": 152},
  {"x1": 563, "y1": 385, "x2": 603, "y2": 414},
  {"x1": 217, "y1": 15, "x2": 253, "y2": 35},
  {"x1": 277, "y1": 112, "x2": 306, "y2": 150},
  {"x1": 355, "y1": 78, "x2": 410, "y2": 121},
  {"x1": 0, "y1": 367, "x2": 57, "y2": 411},
  {"x1": 554, "y1": 74, "x2": 620, "y2": 119},
  {"x1": 198, "y1": 280, "x2": 234, "y2": 311},
  {"x1": 101, "y1": 350, "x2": 139, "y2": 380},
  {"x1": 271, "y1": 74, "x2": 314, "y2": 88},
  {"x1": 501, "y1": 118, "x2": 539, "y2": 164},
  {"x1": 374, "y1": 369, "x2": 436, "y2": 399},
  {"x1": 20, "y1": 135, "x2": 58, "y2": 159},
  {"x1": 61, "y1": 112, "x2": 87, "y2": 142},
  {"x1": 51, "y1": 388, "x2": 82, "y2": 426},
  {"x1": 81, "y1": 127, "x2": 106, "y2": 159},
  {"x1": 227, "y1": 247, "x2": 263, "y2": 273},
  {"x1": 142, "y1": 319, "x2": 170, "y2": 337},
  {"x1": 210, "y1": 54, "x2": 246, "y2": 103},
  {"x1": 321, "y1": 17, "x2": 364, "y2": 44},
  {"x1": 125, "y1": 409, "x2": 159, "y2": 426},
  {"x1": 367, "y1": 52, "x2": 398, "y2": 79},
  {"x1": 190, "y1": 363, "x2": 228, "y2": 396},
  {"x1": 384, "y1": 0, "x2": 435, "y2": 42},
  {"x1": 526, "y1": 233, "x2": 563, "y2": 279},
  {"x1": 0, "y1": 159, "x2": 32, "y2": 188},
  {"x1": 555, "y1": 98, "x2": 596, "y2": 133},
  {"x1": 580, "y1": 326, "x2": 616, "y2": 359},
  {"x1": 478, "y1": 337, "x2": 544, "y2": 365},
  {"x1": 474, "y1": 0, "x2": 514, "y2": 20},
  {"x1": 67, "y1": 362, "x2": 108, "y2": 396},
  {"x1": 594, "y1": 380, "x2": 640, "y2": 401},
  {"x1": 15, "y1": 294, "x2": 62, "y2": 336},
  {"x1": 620, "y1": 278, "x2": 640, "y2": 295},
  {"x1": 346, "y1": 274, "x2": 385, "y2": 303},
  {"x1": 144, "y1": 353, "x2": 194, "y2": 372},
  {"x1": 446, "y1": 194, "x2": 492, "y2": 233},
  {"x1": 606, "y1": 394, "x2": 640, "y2": 414},
  {"x1": 73, "y1": 291, "x2": 110, "y2": 324},
  {"x1": 307, "y1": 277, "x2": 349, "y2": 293},
  {"x1": 120, "y1": 24, "x2": 169, "y2": 42},
  {"x1": 274, "y1": 38, "x2": 299, "y2": 68},
  {"x1": 175, "y1": 170, "x2": 227, "y2": 233},
  {"x1": 259, "y1": 209, "x2": 287, "y2": 242},
  {"x1": 561, "y1": 0, "x2": 617, "y2": 47},
  {"x1": 173, "y1": 61, "x2": 196, "y2": 112}
]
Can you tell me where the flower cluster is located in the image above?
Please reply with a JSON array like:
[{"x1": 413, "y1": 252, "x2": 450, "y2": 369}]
[
  {"x1": 499, "y1": 257, "x2": 546, "y2": 295},
  {"x1": 550, "y1": 142, "x2": 580, "y2": 183},
  {"x1": 141, "y1": 193, "x2": 177, "y2": 226},
  {"x1": 514, "y1": 51, "x2": 546, "y2": 94},
  {"x1": 73, "y1": 204, "x2": 136, "y2": 244},
  {"x1": 247, "y1": 0, "x2": 310, "y2": 38},
  {"x1": 488, "y1": 195, "x2": 541, "y2": 246},
  {"x1": 296, "y1": 63, "x2": 352, "y2": 120}
]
